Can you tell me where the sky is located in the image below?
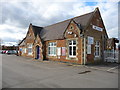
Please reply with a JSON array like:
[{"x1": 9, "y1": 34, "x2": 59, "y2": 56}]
[
  {"x1": 118, "y1": 1, "x2": 120, "y2": 44},
  {"x1": 0, "y1": 0, "x2": 119, "y2": 46}
]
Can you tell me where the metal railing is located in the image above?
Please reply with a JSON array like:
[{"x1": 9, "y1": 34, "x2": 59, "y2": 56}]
[{"x1": 104, "y1": 50, "x2": 119, "y2": 63}]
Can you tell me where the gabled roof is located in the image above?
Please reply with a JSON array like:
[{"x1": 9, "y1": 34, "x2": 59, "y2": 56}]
[
  {"x1": 20, "y1": 8, "x2": 98, "y2": 43},
  {"x1": 18, "y1": 25, "x2": 43, "y2": 45},
  {"x1": 32, "y1": 25, "x2": 43, "y2": 37},
  {"x1": 40, "y1": 11, "x2": 94, "y2": 41}
]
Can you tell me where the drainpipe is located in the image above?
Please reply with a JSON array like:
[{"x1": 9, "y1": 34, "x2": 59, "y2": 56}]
[{"x1": 83, "y1": 37, "x2": 86, "y2": 65}]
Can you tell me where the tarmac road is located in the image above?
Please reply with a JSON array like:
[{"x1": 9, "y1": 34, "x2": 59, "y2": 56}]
[{"x1": 2, "y1": 54, "x2": 118, "y2": 88}]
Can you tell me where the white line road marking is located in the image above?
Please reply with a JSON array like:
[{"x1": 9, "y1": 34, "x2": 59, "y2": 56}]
[
  {"x1": 107, "y1": 66, "x2": 118, "y2": 71},
  {"x1": 84, "y1": 65, "x2": 119, "y2": 73}
]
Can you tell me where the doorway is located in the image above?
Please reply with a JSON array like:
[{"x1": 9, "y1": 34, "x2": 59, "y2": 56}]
[{"x1": 35, "y1": 45, "x2": 40, "y2": 59}]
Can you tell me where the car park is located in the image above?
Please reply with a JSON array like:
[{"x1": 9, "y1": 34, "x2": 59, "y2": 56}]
[
  {"x1": 0, "y1": 50, "x2": 2, "y2": 54},
  {"x1": 13, "y1": 50, "x2": 17, "y2": 55},
  {"x1": 6, "y1": 50, "x2": 17, "y2": 55},
  {"x1": 2, "y1": 50, "x2": 7, "y2": 54},
  {"x1": 5, "y1": 50, "x2": 8, "y2": 54}
]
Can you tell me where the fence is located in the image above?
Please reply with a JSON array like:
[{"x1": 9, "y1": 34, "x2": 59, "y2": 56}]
[{"x1": 104, "y1": 50, "x2": 119, "y2": 63}]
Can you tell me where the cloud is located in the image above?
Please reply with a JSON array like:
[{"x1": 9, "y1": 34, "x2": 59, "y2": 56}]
[
  {"x1": 0, "y1": 1, "x2": 119, "y2": 46},
  {"x1": 0, "y1": 24, "x2": 27, "y2": 45},
  {"x1": 94, "y1": 2, "x2": 118, "y2": 38},
  {"x1": 1, "y1": 42, "x2": 18, "y2": 46},
  {"x1": 118, "y1": 1, "x2": 120, "y2": 42}
]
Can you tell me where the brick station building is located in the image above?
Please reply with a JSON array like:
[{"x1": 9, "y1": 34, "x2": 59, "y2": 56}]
[{"x1": 18, "y1": 7, "x2": 109, "y2": 64}]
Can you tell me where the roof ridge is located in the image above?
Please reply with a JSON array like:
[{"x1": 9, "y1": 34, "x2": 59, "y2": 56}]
[
  {"x1": 44, "y1": 11, "x2": 94, "y2": 28},
  {"x1": 32, "y1": 25, "x2": 43, "y2": 28}
]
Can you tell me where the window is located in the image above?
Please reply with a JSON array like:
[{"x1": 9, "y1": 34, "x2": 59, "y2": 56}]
[
  {"x1": 71, "y1": 26, "x2": 73, "y2": 29},
  {"x1": 23, "y1": 48, "x2": 26, "y2": 54},
  {"x1": 28, "y1": 44, "x2": 32, "y2": 55},
  {"x1": 48, "y1": 42, "x2": 56, "y2": 56},
  {"x1": 68, "y1": 40, "x2": 76, "y2": 57},
  {"x1": 95, "y1": 41, "x2": 100, "y2": 57},
  {"x1": 22, "y1": 48, "x2": 26, "y2": 55},
  {"x1": 70, "y1": 25, "x2": 74, "y2": 30}
]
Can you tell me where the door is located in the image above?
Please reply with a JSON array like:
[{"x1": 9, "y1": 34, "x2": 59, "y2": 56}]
[{"x1": 36, "y1": 46, "x2": 40, "y2": 59}]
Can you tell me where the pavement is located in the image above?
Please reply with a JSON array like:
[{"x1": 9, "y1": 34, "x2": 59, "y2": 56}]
[{"x1": 2, "y1": 54, "x2": 119, "y2": 88}]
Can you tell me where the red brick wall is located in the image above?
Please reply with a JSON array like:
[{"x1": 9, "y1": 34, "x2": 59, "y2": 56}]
[
  {"x1": 84, "y1": 8, "x2": 107, "y2": 63},
  {"x1": 65, "y1": 20, "x2": 80, "y2": 39},
  {"x1": 44, "y1": 38, "x2": 83, "y2": 64},
  {"x1": 43, "y1": 20, "x2": 83, "y2": 64}
]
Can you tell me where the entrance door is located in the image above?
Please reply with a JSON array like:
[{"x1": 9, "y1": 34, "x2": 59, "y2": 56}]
[{"x1": 36, "y1": 46, "x2": 40, "y2": 59}]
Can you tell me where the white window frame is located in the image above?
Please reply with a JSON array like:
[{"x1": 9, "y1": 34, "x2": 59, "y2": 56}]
[
  {"x1": 95, "y1": 41, "x2": 100, "y2": 57},
  {"x1": 21, "y1": 48, "x2": 24, "y2": 55},
  {"x1": 22, "y1": 48, "x2": 24, "y2": 54},
  {"x1": 22, "y1": 48, "x2": 26, "y2": 54},
  {"x1": 28, "y1": 44, "x2": 32, "y2": 55},
  {"x1": 24, "y1": 48, "x2": 26, "y2": 53},
  {"x1": 68, "y1": 40, "x2": 76, "y2": 58},
  {"x1": 48, "y1": 42, "x2": 56, "y2": 56}
]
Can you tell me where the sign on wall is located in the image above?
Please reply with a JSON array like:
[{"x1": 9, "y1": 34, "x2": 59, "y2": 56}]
[
  {"x1": 87, "y1": 45, "x2": 91, "y2": 54},
  {"x1": 92, "y1": 25, "x2": 103, "y2": 31},
  {"x1": 57, "y1": 47, "x2": 61, "y2": 56},
  {"x1": 62, "y1": 47, "x2": 66, "y2": 56},
  {"x1": 20, "y1": 48, "x2": 22, "y2": 51},
  {"x1": 88, "y1": 36, "x2": 94, "y2": 45}
]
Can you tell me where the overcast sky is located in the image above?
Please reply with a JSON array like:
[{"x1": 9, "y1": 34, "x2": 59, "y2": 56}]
[{"x1": 0, "y1": 0, "x2": 119, "y2": 46}]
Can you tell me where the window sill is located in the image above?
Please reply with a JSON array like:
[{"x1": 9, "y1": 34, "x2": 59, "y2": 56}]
[
  {"x1": 67, "y1": 56, "x2": 78, "y2": 60},
  {"x1": 48, "y1": 55, "x2": 57, "y2": 56},
  {"x1": 95, "y1": 56, "x2": 100, "y2": 58},
  {"x1": 69, "y1": 56, "x2": 76, "y2": 58},
  {"x1": 28, "y1": 54, "x2": 32, "y2": 56}
]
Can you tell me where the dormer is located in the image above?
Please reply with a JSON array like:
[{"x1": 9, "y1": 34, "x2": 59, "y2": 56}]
[{"x1": 64, "y1": 20, "x2": 81, "y2": 39}]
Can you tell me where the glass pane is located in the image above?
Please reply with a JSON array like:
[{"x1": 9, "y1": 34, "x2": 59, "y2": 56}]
[
  {"x1": 73, "y1": 46, "x2": 76, "y2": 55},
  {"x1": 30, "y1": 49, "x2": 32, "y2": 53},
  {"x1": 52, "y1": 47, "x2": 55, "y2": 54},
  {"x1": 97, "y1": 42, "x2": 99, "y2": 45},
  {"x1": 51, "y1": 47, "x2": 54, "y2": 54},
  {"x1": 96, "y1": 52, "x2": 98, "y2": 56},
  {"x1": 54, "y1": 47, "x2": 56, "y2": 55},
  {"x1": 73, "y1": 40, "x2": 76, "y2": 45},
  {"x1": 54, "y1": 43, "x2": 56, "y2": 46},
  {"x1": 52, "y1": 43, "x2": 55, "y2": 46},
  {"x1": 50, "y1": 47, "x2": 52, "y2": 54},
  {"x1": 98, "y1": 47, "x2": 99, "y2": 55},
  {"x1": 96, "y1": 41, "x2": 99, "y2": 45},
  {"x1": 48, "y1": 47, "x2": 50, "y2": 54},
  {"x1": 97, "y1": 42, "x2": 100, "y2": 45},
  {"x1": 69, "y1": 46, "x2": 72, "y2": 55},
  {"x1": 51, "y1": 43, "x2": 54, "y2": 46},
  {"x1": 95, "y1": 52, "x2": 96, "y2": 56}
]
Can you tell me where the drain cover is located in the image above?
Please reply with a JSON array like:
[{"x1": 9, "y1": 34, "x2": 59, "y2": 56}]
[
  {"x1": 67, "y1": 64, "x2": 73, "y2": 66},
  {"x1": 78, "y1": 70, "x2": 91, "y2": 74}
]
